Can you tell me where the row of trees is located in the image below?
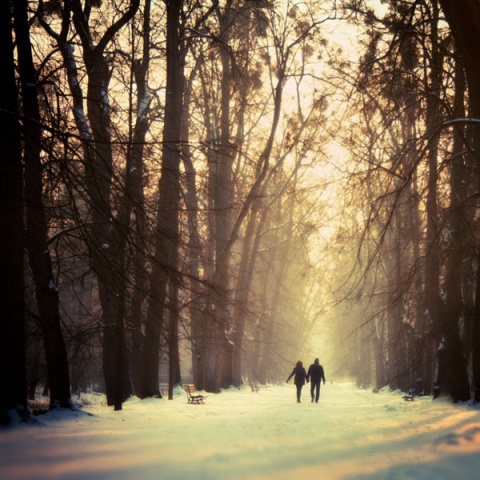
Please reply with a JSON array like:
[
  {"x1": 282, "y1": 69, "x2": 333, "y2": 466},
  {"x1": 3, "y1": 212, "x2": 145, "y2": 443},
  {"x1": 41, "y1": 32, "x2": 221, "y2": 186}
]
[
  {"x1": 2, "y1": 0, "x2": 480, "y2": 424},
  {"x1": 1, "y1": 0, "x2": 330, "y2": 423},
  {"x1": 323, "y1": 0, "x2": 480, "y2": 402}
]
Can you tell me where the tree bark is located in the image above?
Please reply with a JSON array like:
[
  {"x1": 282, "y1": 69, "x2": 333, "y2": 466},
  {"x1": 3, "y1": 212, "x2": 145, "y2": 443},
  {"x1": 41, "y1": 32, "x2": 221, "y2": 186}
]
[
  {"x1": 67, "y1": 0, "x2": 140, "y2": 408},
  {"x1": 202, "y1": 0, "x2": 236, "y2": 392},
  {"x1": 181, "y1": 61, "x2": 206, "y2": 388},
  {"x1": 123, "y1": 0, "x2": 151, "y2": 396},
  {"x1": 231, "y1": 202, "x2": 263, "y2": 387},
  {"x1": 443, "y1": 50, "x2": 471, "y2": 402},
  {"x1": 0, "y1": 0, "x2": 28, "y2": 424},
  {"x1": 439, "y1": 0, "x2": 480, "y2": 399},
  {"x1": 424, "y1": 1, "x2": 470, "y2": 402},
  {"x1": 14, "y1": 0, "x2": 71, "y2": 409},
  {"x1": 141, "y1": 0, "x2": 184, "y2": 398}
]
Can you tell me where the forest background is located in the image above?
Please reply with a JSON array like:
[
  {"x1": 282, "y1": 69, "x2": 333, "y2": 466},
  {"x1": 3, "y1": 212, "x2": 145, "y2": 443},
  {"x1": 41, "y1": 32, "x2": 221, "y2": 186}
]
[{"x1": 2, "y1": 0, "x2": 480, "y2": 423}]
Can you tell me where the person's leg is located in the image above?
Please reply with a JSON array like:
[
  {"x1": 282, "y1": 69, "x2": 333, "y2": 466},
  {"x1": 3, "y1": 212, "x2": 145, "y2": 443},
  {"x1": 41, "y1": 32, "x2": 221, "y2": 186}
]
[
  {"x1": 296, "y1": 384, "x2": 302, "y2": 402},
  {"x1": 315, "y1": 382, "x2": 320, "y2": 402},
  {"x1": 310, "y1": 382, "x2": 315, "y2": 401}
]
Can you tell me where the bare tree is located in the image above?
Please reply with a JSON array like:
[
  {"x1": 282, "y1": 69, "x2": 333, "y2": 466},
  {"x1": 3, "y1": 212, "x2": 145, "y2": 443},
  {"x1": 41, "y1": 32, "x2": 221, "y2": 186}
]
[
  {"x1": 14, "y1": 0, "x2": 72, "y2": 409},
  {"x1": 140, "y1": 0, "x2": 184, "y2": 399},
  {"x1": 438, "y1": 0, "x2": 480, "y2": 397},
  {"x1": 0, "y1": 0, "x2": 28, "y2": 424}
]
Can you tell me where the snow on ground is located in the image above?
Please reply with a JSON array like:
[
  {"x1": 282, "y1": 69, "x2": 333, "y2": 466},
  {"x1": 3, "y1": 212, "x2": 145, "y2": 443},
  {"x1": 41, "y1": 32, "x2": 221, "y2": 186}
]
[{"x1": 1, "y1": 382, "x2": 480, "y2": 480}]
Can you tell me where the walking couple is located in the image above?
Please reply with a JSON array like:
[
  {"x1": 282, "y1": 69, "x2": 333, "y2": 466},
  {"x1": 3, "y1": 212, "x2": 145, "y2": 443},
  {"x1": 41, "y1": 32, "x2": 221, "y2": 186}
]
[{"x1": 286, "y1": 358, "x2": 325, "y2": 403}]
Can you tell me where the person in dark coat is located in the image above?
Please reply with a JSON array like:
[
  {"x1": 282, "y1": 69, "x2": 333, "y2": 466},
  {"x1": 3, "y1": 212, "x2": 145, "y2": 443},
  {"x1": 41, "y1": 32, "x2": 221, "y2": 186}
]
[
  {"x1": 307, "y1": 358, "x2": 325, "y2": 403},
  {"x1": 286, "y1": 360, "x2": 308, "y2": 403}
]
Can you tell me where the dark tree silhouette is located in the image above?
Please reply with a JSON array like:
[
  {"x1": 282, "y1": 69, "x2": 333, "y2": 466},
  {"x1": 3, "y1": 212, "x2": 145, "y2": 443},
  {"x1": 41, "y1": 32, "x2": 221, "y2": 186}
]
[{"x1": 0, "y1": 0, "x2": 28, "y2": 424}]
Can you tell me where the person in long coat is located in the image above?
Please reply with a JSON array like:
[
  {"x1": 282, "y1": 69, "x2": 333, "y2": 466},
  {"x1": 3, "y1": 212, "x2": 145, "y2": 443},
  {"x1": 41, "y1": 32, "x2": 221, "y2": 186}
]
[
  {"x1": 307, "y1": 358, "x2": 326, "y2": 403},
  {"x1": 286, "y1": 360, "x2": 308, "y2": 403}
]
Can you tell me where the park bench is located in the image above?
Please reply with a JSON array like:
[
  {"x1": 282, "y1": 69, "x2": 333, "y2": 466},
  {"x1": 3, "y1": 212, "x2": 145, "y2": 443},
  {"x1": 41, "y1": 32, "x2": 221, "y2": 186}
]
[
  {"x1": 184, "y1": 384, "x2": 206, "y2": 404},
  {"x1": 250, "y1": 383, "x2": 260, "y2": 393},
  {"x1": 403, "y1": 389, "x2": 416, "y2": 401}
]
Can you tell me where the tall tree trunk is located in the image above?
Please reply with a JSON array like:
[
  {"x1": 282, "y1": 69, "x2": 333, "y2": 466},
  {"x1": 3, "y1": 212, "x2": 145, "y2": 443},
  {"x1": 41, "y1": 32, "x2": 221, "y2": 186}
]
[
  {"x1": 439, "y1": 0, "x2": 480, "y2": 399},
  {"x1": 0, "y1": 0, "x2": 27, "y2": 424},
  {"x1": 424, "y1": 1, "x2": 448, "y2": 399},
  {"x1": 168, "y1": 282, "x2": 181, "y2": 399},
  {"x1": 14, "y1": 0, "x2": 71, "y2": 408},
  {"x1": 68, "y1": 0, "x2": 140, "y2": 408},
  {"x1": 443, "y1": 51, "x2": 471, "y2": 402},
  {"x1": 231, "y1": 202, "x2": 264, "y2": 386},
  {"x1": 372, "y1": 319, "x2": 388, "y2": 389},
  {"x1": 190, "y1": 49, "x2": 218, "y2": 390},
  {"x1": 411, "y1": 175, "x2": 433, "y2": 394},
  {"x1": 356, "y1": 316, "x2": 371, "y2": 389},
  {"x1": 181, "y1": 63, "x2": 205, "y2": 388},
  {"x1": 426, "y1": 1, "x2": 470, "y2": 401},
  {"x1": 141, "y1": 0, "x2": 184, "y2": 398},
  {"x1": 229, "y1": 10, "x2": 255, "y2": 386},
  {"x1": 124, "y1": 0, "x2": 151, "y2": 395},
  {"x1": 83, "y1": 49, "x2": 128, "y2": 409},
  {"x1": 203, "y1": 1, "x2": 236, "y2": 392},
  {"x1": 56, "y1": 27, "x2": 123, "y2": 405},
  {"x1": 385, "y1": 205, "x2": 409, "y2": 392}
]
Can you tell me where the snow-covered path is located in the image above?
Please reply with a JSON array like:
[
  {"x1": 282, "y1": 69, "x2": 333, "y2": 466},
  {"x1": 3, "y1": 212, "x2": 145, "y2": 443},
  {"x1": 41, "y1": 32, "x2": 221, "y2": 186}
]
[{"x1": 1, "y1": 383, "x2": 480, "y2": 479}]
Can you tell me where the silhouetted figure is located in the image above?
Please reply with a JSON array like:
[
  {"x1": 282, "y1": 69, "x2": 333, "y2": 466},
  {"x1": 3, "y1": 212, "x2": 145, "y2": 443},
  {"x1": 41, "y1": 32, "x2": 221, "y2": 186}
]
[
  {"x1": 307, "y1": 358, "x2": 326, "y2": 403},
  {"x1": 286, "y1": 360, "x2": 308, "y2": 403}
]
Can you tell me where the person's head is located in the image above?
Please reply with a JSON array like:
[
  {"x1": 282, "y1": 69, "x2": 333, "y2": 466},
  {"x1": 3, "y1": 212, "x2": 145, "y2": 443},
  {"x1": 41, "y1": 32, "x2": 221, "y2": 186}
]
[
  {"x1": 296, "y1": 360, "x2": 303, "y2": 368},
  {"x1": 314, "y1": 358, "x2": 319, "y2": 365}
]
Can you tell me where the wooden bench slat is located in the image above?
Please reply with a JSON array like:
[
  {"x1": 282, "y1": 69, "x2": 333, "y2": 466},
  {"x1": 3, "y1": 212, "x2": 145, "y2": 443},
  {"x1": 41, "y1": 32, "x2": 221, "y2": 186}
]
[{"x1": 183, "y1": 384, "x2": 206, "y2": 404}]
